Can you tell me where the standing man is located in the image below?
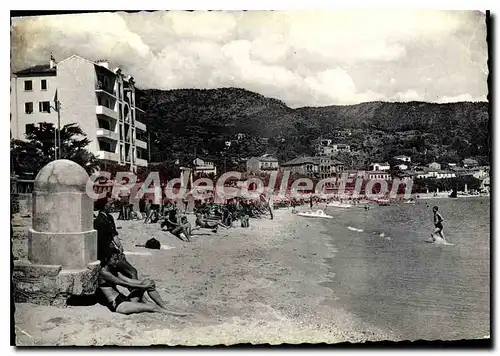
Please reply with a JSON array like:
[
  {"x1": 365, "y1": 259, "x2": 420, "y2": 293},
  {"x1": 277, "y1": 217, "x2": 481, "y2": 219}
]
[
  {"x1": 431, "y1": 206, "x2": 446, "y2": 242},
  {"x1": 118, "y1": 189, "x2": 131, "y2": 220}
]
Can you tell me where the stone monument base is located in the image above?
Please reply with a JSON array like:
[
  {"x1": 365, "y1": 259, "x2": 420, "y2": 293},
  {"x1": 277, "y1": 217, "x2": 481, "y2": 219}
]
[{"x1": 13, "y1": 260, "x2": 101, "y2": 306}]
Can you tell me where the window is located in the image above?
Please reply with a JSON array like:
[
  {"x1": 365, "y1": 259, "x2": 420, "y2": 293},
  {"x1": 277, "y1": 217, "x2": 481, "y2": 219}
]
[
  {"x1": 41, "y1": 80, "x2": 47, "y2": 90},
  {"x1": 99, "y1": 140, "x2": 112, "y2": 152},
  {"x1": 39, "y1": 101, "x2": 50, "y2": 113},
  {"x1": 24, "y1": 80, "x2": 33, "y2": 91},
  {"x1": 97, "y1": 97, "x2": 102, "y2": 106},
  {"x1": 25, "y1": 124, "x2": 35, "y2": 135},
  {"x1": 24, "y1": 102, "x2": 33, "y2": 114}
]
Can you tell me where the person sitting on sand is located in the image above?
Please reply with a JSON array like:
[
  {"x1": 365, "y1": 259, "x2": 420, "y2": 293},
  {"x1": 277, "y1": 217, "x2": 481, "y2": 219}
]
[
  {"x1": 195, "y1": 213, "x2": 228, "y2": 232},
  {"x1": 240, "y1": 214, "x2": 250, "y2": 228},
  {"x1": 94, "y1": 193, "x2": 139, "y2": 287},
  {"x1": 97, "y1": 258, "x2": 188, "y2": 316},
  {"x1": 161, "y1": 208, "x2": 192, "y2": 242},
  {"x1": 144, "y1": 200, "x2": 160, "y2": 224}
]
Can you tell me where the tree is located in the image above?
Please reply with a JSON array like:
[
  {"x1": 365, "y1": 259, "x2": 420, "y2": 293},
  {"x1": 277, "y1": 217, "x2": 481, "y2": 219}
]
[{"x1": 11, "y1": 122, "x2": 99, "y2": 176}]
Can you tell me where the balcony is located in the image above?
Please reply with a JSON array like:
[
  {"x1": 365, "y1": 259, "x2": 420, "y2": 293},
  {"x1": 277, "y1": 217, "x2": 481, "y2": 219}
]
[
  {"x1": 96, "y1": 128, "x2": 119, "y2": 141},
  {"x1": 96, "y1": 151, "x2": 119, "y2": 162},
  {"x1": 136, "y1": 121, "x2": 146, "y2": 131},
  {"x1": 96, "y1": 106, "x2": 118, "y2": 120},
  {"x1": 95, "y1": 82, "x2": 116, "y2": 97},
  {"x1": 136, "y1": 139, "x2": 147, "y2": 149},
  {"x1": 136, "y1": 158, "x2": 148, "y2": 167}
]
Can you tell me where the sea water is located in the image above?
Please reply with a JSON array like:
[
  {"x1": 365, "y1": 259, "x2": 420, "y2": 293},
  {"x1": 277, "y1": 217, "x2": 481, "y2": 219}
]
[{"x1": 320, "y1": 197, "x2": 490, "y2": 340}]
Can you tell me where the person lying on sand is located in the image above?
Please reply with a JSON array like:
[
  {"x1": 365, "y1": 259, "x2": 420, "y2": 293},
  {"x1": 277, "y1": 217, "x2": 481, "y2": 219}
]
[
  {"x1": 160, "y1": 208, "x2": 192, "y2": 242},
  {"x1": 97, "y1": 261, "x2": 189, "y2": 316},
  {"x1": 94, "y1": 193, "x2": 139, "y2": 289},
  {"x1": 195, "y1": 213, "x2": 229, "y2": 232}
]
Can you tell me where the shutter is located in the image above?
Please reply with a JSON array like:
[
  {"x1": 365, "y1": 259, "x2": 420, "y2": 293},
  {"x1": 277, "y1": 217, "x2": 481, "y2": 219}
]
[
  {"x1": 39, "y1": 102, "x2": 42, "y2": 112},
  {"x1": 47, "y1": 103, "x2": 50, "y2": 113}
]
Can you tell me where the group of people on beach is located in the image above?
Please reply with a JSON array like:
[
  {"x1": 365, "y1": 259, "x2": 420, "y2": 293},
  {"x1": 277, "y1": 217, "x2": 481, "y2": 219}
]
[
  {"x1": 90, "y1": 192, "x2": 275, "y2": 315},
  {"x1": 93, "y1": 193, "x2": 189, "y2": 316}
]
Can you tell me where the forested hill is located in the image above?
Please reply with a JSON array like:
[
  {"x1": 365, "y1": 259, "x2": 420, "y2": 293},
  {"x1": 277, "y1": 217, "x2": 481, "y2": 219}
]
[{"x1": 140, "y1": 88, "x2": 490, "y2": 169}]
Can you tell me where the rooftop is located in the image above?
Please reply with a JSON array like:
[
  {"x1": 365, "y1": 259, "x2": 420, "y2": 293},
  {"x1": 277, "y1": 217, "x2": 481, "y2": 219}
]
[
  {"x1": 282, "y1": 156, "x2": 318, "y2": 166},
  {"x1": 13, "y1": 55, "x2": 134, "y2": 81},
  {"x1": 257, "y1": 154, "x2": 278, "y2": 162},
  {"x1": 14, "y1": 64, "x2": 56, "y2": 76},
  {"x1": 367, "y1": 171, "x2": 391, "y2": 174}
]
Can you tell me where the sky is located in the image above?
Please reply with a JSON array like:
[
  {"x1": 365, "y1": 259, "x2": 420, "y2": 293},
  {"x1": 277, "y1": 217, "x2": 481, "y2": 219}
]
[{"x1": 11, "y1": 10, "x2": 488, "y2": 108}]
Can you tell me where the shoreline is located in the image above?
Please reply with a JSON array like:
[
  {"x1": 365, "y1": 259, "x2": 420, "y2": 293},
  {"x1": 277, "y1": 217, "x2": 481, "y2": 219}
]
[{"x1": 14, "y1": 208, "x2": 395, "y2": 346}]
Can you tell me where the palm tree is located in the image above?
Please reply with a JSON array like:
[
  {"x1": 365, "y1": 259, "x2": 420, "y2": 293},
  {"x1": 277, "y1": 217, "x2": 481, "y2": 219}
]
[{"x1": 11, "y1": 122, "x2": 99, "y2": 176}]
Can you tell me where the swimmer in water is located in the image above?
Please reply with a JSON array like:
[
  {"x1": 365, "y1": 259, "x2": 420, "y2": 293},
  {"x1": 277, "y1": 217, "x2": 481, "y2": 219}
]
[{"x1": 431, "y1": 206, "x2": 445, "y2": 242}]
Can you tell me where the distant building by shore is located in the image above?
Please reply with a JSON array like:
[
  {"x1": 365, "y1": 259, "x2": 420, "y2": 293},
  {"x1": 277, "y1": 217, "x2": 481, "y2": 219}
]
[
  {"x1": 246, "y1": 154, "x2": 279, "y2": 174},
  {"x1": 369, "y1": 162, "x2": 391, "y2": 172}
]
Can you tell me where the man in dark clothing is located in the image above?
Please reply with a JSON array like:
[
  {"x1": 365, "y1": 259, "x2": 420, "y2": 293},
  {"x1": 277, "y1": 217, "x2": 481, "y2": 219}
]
[
  {"x1": 138, "y1": 197, "x2": 146, "y2": 216},
  {"x1": 94, "y1": 193, "x2": 138, "y2": 281},
  {"x1": 117, "y1": 191, "x2": 131, "y2": 220}
]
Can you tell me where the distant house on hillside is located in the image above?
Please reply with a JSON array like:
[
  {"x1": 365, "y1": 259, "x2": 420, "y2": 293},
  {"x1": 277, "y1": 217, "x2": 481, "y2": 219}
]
[
  {"x1": 394, "y1": 155, "x2": 411, "y2": 163},
  {"x1": 316, "y1": 138, "x2": 351, "y2": 156},
  {"x1": 369, "y1": 162, "x2": 390, "y2": 171},
  {"x1": 394, "y1": 163, "x2": 409, "y2": 171},
  {"x1": 472, "y1": 168, "x2": 489, "y2": 179},
  {"x1": 246, "y1": 154, "x2": 279, "y2": 174},
  {"x1": 346, "y1": 170, "x2": 367, "y2": 180},
  {"x1": 367, "y1": 171, "x2": 392, "y2": 181},
  {"x1": 417, "y1": 168, "x2": 456, "y2": 179},
  {"x1": 462, "y1": 158, "x2": 479, "y2": 168},
  {"x1": 280, "y1": 156, "x2": 319, "y2": 178},
  {"x1": 395, "y1": 171, "x2": 418, "y2": 183},
  {"x1": 428, "y1": 162, "x2": 441, "y2": 170},
  {"x1": 450, "y1": 166, "x2": 472, "y2": 176},
  {"x1": 317, "y1": 157, "x2": 344, "y2": 179},
  {"x1": 192, "y1": 157, "x2": 217, "y2": 176}
]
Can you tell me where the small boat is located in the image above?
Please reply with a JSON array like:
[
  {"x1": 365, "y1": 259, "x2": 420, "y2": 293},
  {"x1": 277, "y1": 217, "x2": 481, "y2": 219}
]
[
  {"x1": 404, "y1": 200, "x2": 416, "y2": 205},
  {"x1": 296, "y1": 209, "x2": 333, "y2": 219},
  {"x1": 327, "y1": 201, "x2": 352, "y2": 208}
]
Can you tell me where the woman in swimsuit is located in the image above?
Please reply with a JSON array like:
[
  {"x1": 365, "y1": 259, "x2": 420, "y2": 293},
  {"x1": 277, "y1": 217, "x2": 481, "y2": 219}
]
[
  {"x1": 160, "y1": 208, "x2": 192, "y2": 241},
  {"x1": 97, "y1": 261, "x2": 188, "y2": 316},
  {"x1": 195, "y1": 213, "x2": 228, "y2": 232}
]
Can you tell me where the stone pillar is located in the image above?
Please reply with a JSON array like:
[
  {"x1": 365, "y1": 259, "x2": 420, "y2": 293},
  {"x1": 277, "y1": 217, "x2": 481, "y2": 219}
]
[{"x1": 13, "y1": 160, "x2": 100, "y2": 306}]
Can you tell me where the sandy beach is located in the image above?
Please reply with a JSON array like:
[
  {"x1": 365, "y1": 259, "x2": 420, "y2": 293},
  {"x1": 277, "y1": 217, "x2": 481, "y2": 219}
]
[{"x1": 12, "y1": 208, "x2": 396, "y2": 346}]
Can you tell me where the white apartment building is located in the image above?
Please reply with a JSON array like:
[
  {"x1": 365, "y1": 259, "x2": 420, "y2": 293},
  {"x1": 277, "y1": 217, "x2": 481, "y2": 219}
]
[{"x1": 11, "y1": 54, "x2": 148, "y2": 172}]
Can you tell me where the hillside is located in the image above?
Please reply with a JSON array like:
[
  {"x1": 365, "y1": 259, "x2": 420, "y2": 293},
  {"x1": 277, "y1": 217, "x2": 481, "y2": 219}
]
[{"x1": 140, "y1": 88, "x2": 490, "y2": 169}]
